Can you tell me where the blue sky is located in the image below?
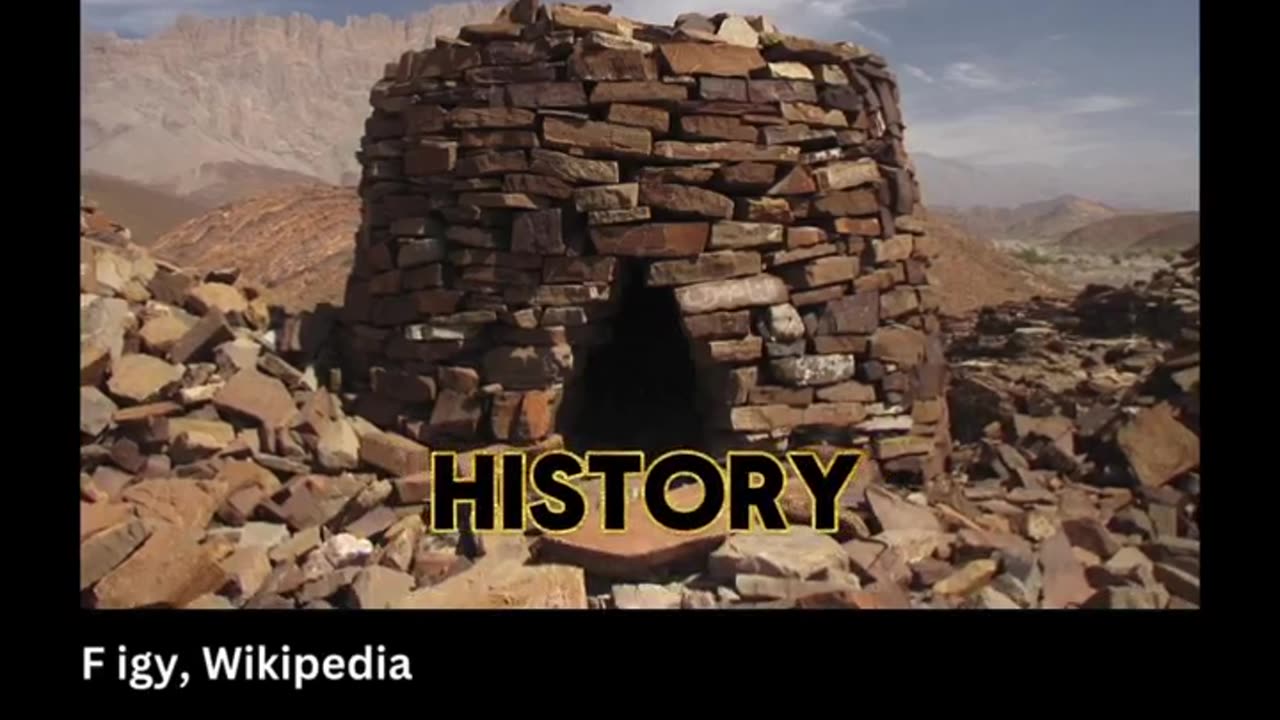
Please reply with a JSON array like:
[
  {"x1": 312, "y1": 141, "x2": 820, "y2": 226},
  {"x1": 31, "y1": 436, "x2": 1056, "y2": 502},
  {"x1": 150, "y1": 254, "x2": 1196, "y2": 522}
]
[{"x1": 82, "y1": 0, "x2": 1199, "y2": 208}]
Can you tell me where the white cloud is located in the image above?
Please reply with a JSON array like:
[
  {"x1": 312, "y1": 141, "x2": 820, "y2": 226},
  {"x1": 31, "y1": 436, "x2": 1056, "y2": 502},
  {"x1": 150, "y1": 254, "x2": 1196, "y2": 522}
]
[
  {"x1": 943, "y1": 61, "x2": 1019, "y2": 91},
  {"x1": 1058, "y1": 94, "x2": 1143, "y2": 114},
  {"x1": 908, "y1": 105, "x2": 1104, "y2": 166},
  {"x1": 903, "y1": 64, "x2": 935, "y2": 83},
  {"x1": 1164, "y1": 108, "x2": 1199, "y2": 117}
]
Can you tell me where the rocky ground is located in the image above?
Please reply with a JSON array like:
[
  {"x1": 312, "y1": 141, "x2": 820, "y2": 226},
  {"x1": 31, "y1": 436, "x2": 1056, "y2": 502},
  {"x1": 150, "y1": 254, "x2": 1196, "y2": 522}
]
[
  {"x1": 991, "y1": 238, "x2": 1177, "y2": 290},
  {"x1": 79, "y1": 196, "x2": 1199, "y2": 610}
]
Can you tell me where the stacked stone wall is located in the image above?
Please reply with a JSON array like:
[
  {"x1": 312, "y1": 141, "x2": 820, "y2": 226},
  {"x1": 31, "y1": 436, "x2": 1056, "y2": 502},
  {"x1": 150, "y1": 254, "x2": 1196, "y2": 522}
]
[{"x1": 340, "y1": 1, "x2": 951, "y2": 483}]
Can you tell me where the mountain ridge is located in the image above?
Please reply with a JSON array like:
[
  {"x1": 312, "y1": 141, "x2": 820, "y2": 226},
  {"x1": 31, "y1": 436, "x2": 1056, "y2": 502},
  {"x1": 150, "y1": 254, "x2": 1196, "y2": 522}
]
[{"x1": 81, "y1": 2, "x2": 502, "y2": 197}]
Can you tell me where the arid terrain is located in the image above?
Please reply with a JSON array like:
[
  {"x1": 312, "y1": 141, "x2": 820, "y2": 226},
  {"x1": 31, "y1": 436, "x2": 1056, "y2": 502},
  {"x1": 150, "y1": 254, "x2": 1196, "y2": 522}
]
[{"x1": 151, "y1": 184, "x2": 358, "y2": 313}]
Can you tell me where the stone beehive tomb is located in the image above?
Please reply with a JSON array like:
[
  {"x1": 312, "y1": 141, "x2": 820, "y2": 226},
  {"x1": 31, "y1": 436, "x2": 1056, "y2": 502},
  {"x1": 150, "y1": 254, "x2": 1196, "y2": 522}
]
[{"x1": 340, "y1": 1, "x2": 951, "y2": 484}]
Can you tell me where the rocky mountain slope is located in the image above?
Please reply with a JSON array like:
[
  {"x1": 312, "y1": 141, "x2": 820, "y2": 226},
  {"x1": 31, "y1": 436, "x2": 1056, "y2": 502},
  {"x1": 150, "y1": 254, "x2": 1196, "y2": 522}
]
[
  {"x1": 152, "y1": 184, "x2": 359, "y2": 313},
  {"x1": 81, "y1": 173, "x2": 213, "y2": 246},
  {"x1": 932, "y1": 195, "x2": 1120, "y2": 245},
  {"x1": 1056, "y1": 212, "x2": 1200, "y2": 256},
  {"x1": 81, "y1": 2, "x2": 500, "y2": 198}
]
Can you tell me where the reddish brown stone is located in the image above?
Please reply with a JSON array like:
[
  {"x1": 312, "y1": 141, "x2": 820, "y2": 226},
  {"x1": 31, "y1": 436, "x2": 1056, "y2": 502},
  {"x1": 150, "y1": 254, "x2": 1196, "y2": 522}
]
[
  {"x1": 512, "y1": 208, "x2": 565, "y2": 255},
  {"x1": 748, "y1": 386, "x2": 815, "y2": 406},
  {"x1": 716, "y1": 162, "x2": 776, "y2": 190},
  {"x1": 786, "y1": 226, "x2": 828, "y2": 249},
  {"x1": 543, "y1": 256, "x2": 618, "y2": 283},
  {"x1": 748, "y1": 79, "x2": 819, "y2": 104},
  {"x1": 679, "y1": 100, "x2": 777, "y2": 116},
  {"x1": 654, "y1": 141, "x2": 799, "y2": 163},
  {"x1": 506, "y1": 81, "x2": 589, "y2": 108},
  {"x1": 680, "y1": 115, "x2": 759, "y2": 143},
  {"x1": 569, "y1": 49, "x2": 658, "y2": 80},
  {"x1": 92, "y1": 525, "x2": 227, "y2": 609},
  {"x1": 456, "y1": 151, "x2": 529, "y2": 178},
  {"x1": 812, "y1": 189, "x2": 879, "y2": 217},
  {"x1": 639, "y1": 183, "x2": 734, "y2": 219},
  {"x1": 426, "y1": 389, "x2": 484, "y2": 438},
  {"x1": 360, "y1": 431, "x2": 431, "y2": 477},
  {"x1": 763, "y1": 124, "x2": 838, "y2": 146},
  {"x1": 213, "y1": 369, "x2": 296, "y2": 428},
  {"x1": 833, "y1": 217, "x2": 883, "y2": 236},
  {"x1": 483, "y1": 344, "x2": 575, "y2": 389},
  {"x1": 681, "y1": 310, "x2": 752, "y2": 339},
  {"x1": 530, "y1": 284, "x2": 612, "y2": 305},
  {"x1": 412, "y1": 289, "x2": 465, "y2": 315},
  {"x1": 482, "y1": 38, "x2": 545, "y2": 64},
  {"x1": 779, "y1": 102, "x2": 849, "y2": 127},
  {"x1": 465, "y1": 62, "x2": 556, "y2": 85},
  {"x1": 736, "y1": 197, "x2": 794, "y2": 223},
  {"x1": 591, "y1": 223, "x2": 709, "y2": 257},
  {"x1": 167, "y1": 310, "x2": 233, "y2": 365},
  {"x1": 529, "y1": 148, "x2": 620, "y2": 184},
  {"x1": 606, "y1": 103, "x2": 671, "y2": 133},
  {"x1": 1040, "y1": 530, "x2": 1094, "y2": 609},
  {"x1": 438, "y1": 366, "x2": 481, "y2": 394},
  {"x1": 819, "y1": 291, "x2": 880, "y2": 335},
  {"x1": 791, "y1": 284, "x2": 848, "y2": 307},
  {"x1": 459, "y1": 130, "x2": 539, "y2": 149},
  {"x1": 81, "y1": 502, "x2": 137, "y2": 541},
  {"x1": 814, "y1": 158, "x2": 881, "y2": 191},
  {"x1": 767, "y1": 242, "x2": 838, "y2": 267},
  {"x1": 659, "y1": 42, "x2": 766, "y2": 76},
  {"x1": 448, "y1": 107, "x2": 536, "y2": 129},
  {"x1": 81, "y1": 518, "x2": 149, "y2": 590},
  {"x1": 404, "y1": 104, "x2": 447, "y2": 135},
  {"x1": 1116, "y1": 403, "x2": 1200, "y2": 488},
  {"x1": 573, "y1": 183, "x2": 640, "y2": 212},
  {"x1": 549, "y1": 4, "x2": 632, "y2": 35},
  {"x1": 674, "y1": 274, "x2": 789, "y2": 314},
  {"x1": 696, "y1": 337, "x2": 764, "y2": 364},
  {"x1": 777, "y1": 256, "x2": 858, "y2": 289},
  {"x1": 504, "y1": 173, "x2": 574, "y2": 200},
  {"x1": 492, "y1": 387, "x2": 561, "y2": 441},
  {"x1": 720, "y1": 404, "x2": 804, "y2": 431},
  {"x1": 122, "y1": 478, "x2": 225, "y2": 531},
  {"x1": 645, "y1": 250, "x2": 762, "y2": 287},
  {"x1": 404, "y1": 141, "x2": 458, "y2": 175},
  {"x1": 639, "y1": 165, "x2": 718, "y2": 185},
  {"x1": 589, "y1": 81, "x2": 688, "y2": 104},
  {"x1": 699, "y1": 76, "x2": 748, "y2": 101},
  {"x1": 538, "y1": 484, "x2": 730, "y2": 580},
  {"x1": 542, "y1": 116, "x2": 652, "y2": 158}
]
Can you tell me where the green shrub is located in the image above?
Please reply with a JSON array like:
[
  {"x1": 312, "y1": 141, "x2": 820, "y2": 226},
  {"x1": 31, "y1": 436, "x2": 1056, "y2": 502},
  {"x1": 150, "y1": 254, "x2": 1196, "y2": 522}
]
[{"x1": 1013, "y1": 247, "x2": 1053, "y2": 265}]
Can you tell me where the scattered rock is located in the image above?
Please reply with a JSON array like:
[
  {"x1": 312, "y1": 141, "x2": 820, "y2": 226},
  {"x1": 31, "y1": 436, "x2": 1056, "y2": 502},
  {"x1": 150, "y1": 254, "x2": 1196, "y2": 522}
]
[
  {"x1": 708, "y1": 526, "x2": 848, "y2": 581},
  {"x1": 612, "y1": 583, "x2": 684, "y2": 609}
]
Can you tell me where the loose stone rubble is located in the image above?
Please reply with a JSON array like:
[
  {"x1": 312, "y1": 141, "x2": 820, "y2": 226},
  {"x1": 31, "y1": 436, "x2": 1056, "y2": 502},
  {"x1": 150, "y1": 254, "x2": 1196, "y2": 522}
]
[
  {"x1": 77, "y1": 207, "x2": 1202, "y2": 611},
  {"x1": 78, "y1": 6, "x2": 1201, "y2": 611}
]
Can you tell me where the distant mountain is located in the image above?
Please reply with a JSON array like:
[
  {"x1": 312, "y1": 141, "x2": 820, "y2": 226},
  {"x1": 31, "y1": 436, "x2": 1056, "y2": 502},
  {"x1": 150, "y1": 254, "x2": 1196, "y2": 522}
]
[
  {"x1": 912, "y1": 153, "x2": 1196, "y2": 213},
  {"x1": 80, "y1": 172, "x2": 214, "y2": 246},
  {"x1": 81, "y1": 2, "x2": 501, "y2": 199},
  {"x1": 1056, "y1": 212, "x2": 1199, "y2": 256},
  {"x1": 930, "y1": 194, "x2": 1121, "y2": 245}
]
